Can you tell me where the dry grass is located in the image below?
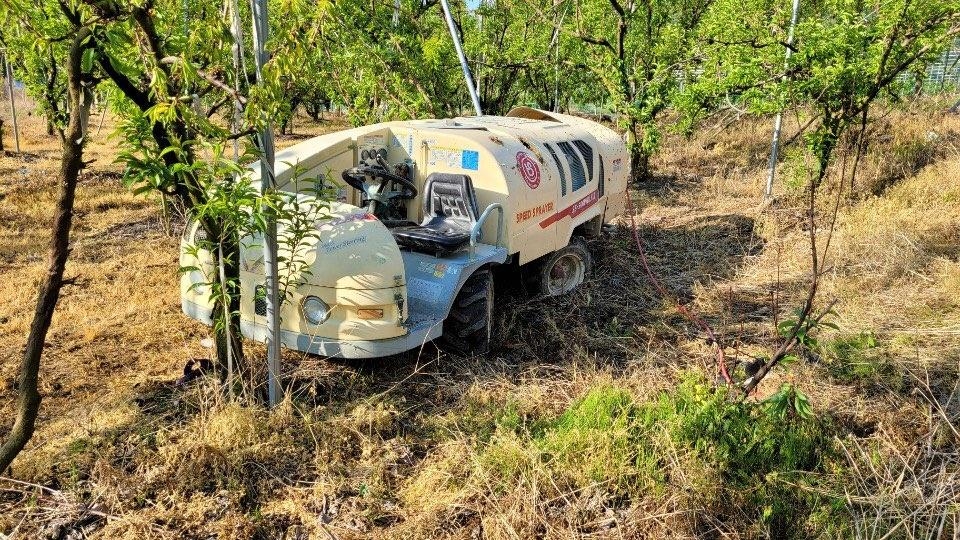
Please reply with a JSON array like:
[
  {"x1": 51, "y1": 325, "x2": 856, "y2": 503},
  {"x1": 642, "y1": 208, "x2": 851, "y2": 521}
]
[{"x1": 2, "y1": 96, "x2": 960, "y2": 538}]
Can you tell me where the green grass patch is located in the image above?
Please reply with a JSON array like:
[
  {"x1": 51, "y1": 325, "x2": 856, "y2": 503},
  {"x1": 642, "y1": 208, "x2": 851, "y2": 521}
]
[
  {"x1": 819, "y1": 331, "x2": 897, "y2": 387},
  {"x1": 469, "y1": 375, "x2": 843, "y2": 537}
]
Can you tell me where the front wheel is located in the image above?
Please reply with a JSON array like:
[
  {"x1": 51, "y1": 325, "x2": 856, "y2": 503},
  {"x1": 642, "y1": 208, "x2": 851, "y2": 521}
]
[
  {"x1": 535, "y1": 237, "x2": 592, "y2": 296},
  {"x1": 443, "y1": 269, "x2": 494, "y2": 355}
]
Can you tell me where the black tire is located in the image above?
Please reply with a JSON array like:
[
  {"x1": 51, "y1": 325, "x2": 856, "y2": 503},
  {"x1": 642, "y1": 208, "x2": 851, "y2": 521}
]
[
  {"x1": 443, "y1": 269, "x2": 494, "y2": 355},
  {"x1": 535, "y1": 237, "x2": 592, "y2": 297}
]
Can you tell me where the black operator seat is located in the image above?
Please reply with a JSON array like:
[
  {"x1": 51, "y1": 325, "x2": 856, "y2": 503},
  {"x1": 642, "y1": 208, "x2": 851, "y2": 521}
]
[{"x1": 392, "y1": 173, "x2": 480, "y2": 256}]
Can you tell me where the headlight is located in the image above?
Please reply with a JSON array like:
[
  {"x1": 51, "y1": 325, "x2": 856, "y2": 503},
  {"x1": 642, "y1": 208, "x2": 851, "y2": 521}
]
[{"x1": 302, "y1": 296, "x2": 330, "y2": 325}]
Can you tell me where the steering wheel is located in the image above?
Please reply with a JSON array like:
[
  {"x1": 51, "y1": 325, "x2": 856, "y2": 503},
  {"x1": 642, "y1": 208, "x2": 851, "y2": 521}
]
[{"x1": 341, "y1": 165, "x2": 418, "y2": 202}]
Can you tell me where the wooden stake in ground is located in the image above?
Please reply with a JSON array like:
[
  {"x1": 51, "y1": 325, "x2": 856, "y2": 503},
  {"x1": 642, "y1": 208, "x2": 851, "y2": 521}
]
[{"x1": 0, "y1": 28, "x2": 93, "y2": 474}]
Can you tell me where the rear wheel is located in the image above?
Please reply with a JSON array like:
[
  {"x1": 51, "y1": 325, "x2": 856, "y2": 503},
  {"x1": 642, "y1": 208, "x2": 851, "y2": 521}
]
[
  {"x1": 536, "y1": 237, "x2": 592, "y2": 296},
  {"x1": 443, "y1": 269, "x2": 494, "y2": 355}
]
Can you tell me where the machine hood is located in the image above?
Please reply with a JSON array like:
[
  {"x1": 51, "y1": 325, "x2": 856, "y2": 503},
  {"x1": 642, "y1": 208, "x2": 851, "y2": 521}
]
[{"x1": 240, "y1": 201, "x2": 406, "y2": 291}]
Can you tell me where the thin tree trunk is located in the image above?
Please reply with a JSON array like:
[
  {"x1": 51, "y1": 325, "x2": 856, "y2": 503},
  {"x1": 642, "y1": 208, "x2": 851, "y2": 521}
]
[
  {"x1": 215, "y1": 230, "x2": 245, "y2": 375},
  {"x1": 0, "y1": 28, "x2": 91, "y2": 474},
  {"x1": 627, "y1": 119, "x2": 649, "y2": 181},
  {"x1": 198, "y1": 217, "x2": 245, "y2": 376},
  {"x1": 95, "y1": 12, "x2": 246, "y2": 375}
]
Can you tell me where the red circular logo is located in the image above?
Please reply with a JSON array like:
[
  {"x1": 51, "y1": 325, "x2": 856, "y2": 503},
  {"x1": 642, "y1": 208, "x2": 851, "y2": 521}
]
[{"x1": 516, "y1": 151, "x2": 541, "y2": 189}]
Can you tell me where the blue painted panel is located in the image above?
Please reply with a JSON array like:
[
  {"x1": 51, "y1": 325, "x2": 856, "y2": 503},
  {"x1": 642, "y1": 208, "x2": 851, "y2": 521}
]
[{"x1": 401, "y1": 244, "x2": 507, "y2": 325}]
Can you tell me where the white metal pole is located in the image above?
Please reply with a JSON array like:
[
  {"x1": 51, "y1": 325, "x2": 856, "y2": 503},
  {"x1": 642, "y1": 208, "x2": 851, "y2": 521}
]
[
  {"x1": 251, "y1": 0, "x2": 282, "y2": 406},
  {"x1": 764, "y1": 0, "x2": 801, "y2": 199},
  {"x1": 229, "y1": 0, "x2": 245, "y2": 160},
  {"x1": 4, "y1": 51, "x2": 21, "y2": 153},
  {"x1": 550, "y1": 6, "x2": 567, "y2": 113},
  {"x1": 439, "y1": 0, "x2": 483, "y2": 116}
]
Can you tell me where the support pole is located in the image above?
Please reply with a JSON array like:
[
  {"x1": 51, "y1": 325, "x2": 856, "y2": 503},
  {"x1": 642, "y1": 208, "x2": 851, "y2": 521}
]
[
  {"x1": 229, "y1": 0, "x2": 246, "y2": 160},
  {"x1": 4, "y1": 51, "x2": 21, "y2": 153},
  {"x1": 764, "y1": 0, "x2": 801, "y2": 199},
  {"x1": 550, "y1": 6, "x2": 567, "y2": 113},
  {"x1": 218, "y1": 243, "x2": 234, "y2": 400},
  {"x1": 439, "y1": 0, "x2": 482, "y2": 116},
  {"x1": 251, "y1": 0, "x2": 282, "y2": 407}
]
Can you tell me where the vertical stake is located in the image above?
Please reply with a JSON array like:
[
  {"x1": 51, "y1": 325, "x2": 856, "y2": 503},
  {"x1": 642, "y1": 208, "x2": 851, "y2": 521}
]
[
  {"x1": 550, "y1": 6, "x2": 567, "y2": 113},
  {"x1": 218, "y1": 243, "x2": 234, "y2": 400},
  {"x1": 4, "y1": 51, "x2": 21, "y2": 153},
  {"x1": 229, "y1": 0, "x2": 246, "y2": 160},
  {"x1": 439, "y1": 0, "x2": 482, "y2": 116},
  {"x1": 764, "y1": 0, "x2": 801, "y2": 200},
  {"x1": 251, "y1": 0, "x2": 281, "y2": 407}
]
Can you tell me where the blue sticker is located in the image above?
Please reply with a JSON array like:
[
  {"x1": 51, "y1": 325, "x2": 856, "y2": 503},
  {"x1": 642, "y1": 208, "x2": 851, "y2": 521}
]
[{"x1": 461, "y1": 150, "x2": 479, "y2": 171}]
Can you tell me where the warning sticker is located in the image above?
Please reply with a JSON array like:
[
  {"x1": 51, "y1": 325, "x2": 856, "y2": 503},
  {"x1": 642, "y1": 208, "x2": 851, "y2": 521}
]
[
  {"x1": 418, "y1": 261, "x2": 449, "y2": 278},
  {"x1": 361, "y1": 134, "x2": 386, "y2": 147},
  {"x1": 428, "y1": 147, "x2": 479, "y2": 171},
  {"x1": 428, "y1": 146, "x2": 461, "y2": 168}
]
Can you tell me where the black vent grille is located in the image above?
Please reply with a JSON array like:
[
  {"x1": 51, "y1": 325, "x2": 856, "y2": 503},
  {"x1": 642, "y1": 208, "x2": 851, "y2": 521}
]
[
  {"x1": 572, "y1": 140, "x2": 594, "y2": 181},
  {"x1": 557, "y1": 142, "x2": 587, "y2": 191},
  {"x1": 544, "y1": 143, "x2": 567, "y2": 196},
  {"x1": 254, "y1": 284, "x2": 267, "y2": 316},
  {"x1": 598, "y1": 155, "x2": 605, "y2": 197}
]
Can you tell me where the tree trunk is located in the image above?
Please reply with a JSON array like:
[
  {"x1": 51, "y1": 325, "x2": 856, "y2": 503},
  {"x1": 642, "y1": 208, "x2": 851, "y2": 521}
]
[
  {"x1": 633, "y1": 149, "x2": 650, "y2": 182},
  {"x1": 95, "y1": 15, "x2": 247, "y2": 377},
  {"x1": 214, "y1": 230, "x2": 245, "y2": 375},
  {"x1": 0, "y1": 117, "x2": 4, "y2": 151},
  {"x1": 627, "y1": 120, "x2": 650, "y2": 181},
  {"x1": 0, "y1": 28, "x2": 90, "y2": 474},
  {"x1": 197, "y1": 216, "x2": 245, "y2": 377},
  {"x1": 913, "y1": 70, "x2": 924, "y2": 98}
]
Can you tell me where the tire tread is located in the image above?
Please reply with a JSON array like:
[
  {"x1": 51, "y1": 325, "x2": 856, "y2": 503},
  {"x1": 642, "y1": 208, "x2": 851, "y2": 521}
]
[{"x1": 442, "y1": 270, "x2": 493, "y2": 354}]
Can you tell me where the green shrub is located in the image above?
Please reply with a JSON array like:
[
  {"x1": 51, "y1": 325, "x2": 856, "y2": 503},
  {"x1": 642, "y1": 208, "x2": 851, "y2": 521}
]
[
  {"x1": 473, "y1": 375, "x2": 842, "y2": 537},
  {"x1": 653, "y1": 378, "x2": 837, "y2": 537}
]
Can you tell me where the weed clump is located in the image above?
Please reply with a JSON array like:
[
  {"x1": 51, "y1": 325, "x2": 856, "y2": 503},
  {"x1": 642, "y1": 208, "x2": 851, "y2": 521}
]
[
  {"x1": 654, "y1": 378, "x2": 836, "y2": 537},
  {"x1": 817, "y1": 331, "x2": 899, "y2": 388},
  {"x1": 409, "y1": 375, "x2": 841, "y2": 537}
]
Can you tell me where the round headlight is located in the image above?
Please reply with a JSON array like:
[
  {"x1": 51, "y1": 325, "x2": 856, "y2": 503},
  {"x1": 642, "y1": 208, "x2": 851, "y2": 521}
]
[{"x1": 302, "y1": 296, "x2": 330, "y2": 325}]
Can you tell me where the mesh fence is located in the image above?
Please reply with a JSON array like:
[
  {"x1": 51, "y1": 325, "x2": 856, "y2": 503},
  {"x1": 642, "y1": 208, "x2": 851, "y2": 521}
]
[
  {"x1": 898, "y1": 38, "x2": 960, "y2": 94},
  {"x1": 928, "y1": 38, "x2": 960, "y2": 90}
]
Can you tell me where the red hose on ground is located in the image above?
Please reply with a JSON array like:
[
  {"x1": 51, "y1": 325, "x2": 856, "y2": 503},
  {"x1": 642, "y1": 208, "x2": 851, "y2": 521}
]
[{"x1": 624, "y1": 191, "x2": 732, "y2": 385}]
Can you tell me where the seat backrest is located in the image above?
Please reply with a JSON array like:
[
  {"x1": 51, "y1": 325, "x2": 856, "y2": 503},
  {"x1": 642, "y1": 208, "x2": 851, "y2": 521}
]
[{"x1": 422, "y1": 173, "x2": 479, "y2": 226}]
